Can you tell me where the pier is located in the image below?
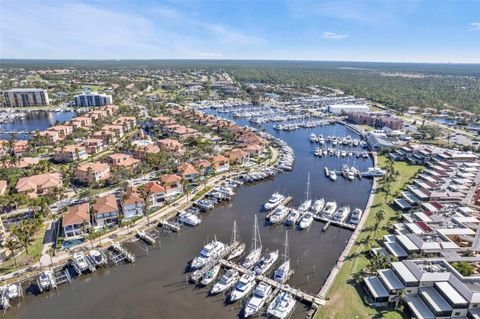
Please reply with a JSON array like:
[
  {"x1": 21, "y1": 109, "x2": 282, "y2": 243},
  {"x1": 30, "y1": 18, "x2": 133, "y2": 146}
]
[
  {"x1": 109, "y1": 243, "x2": 135, "y2": 264},
  {"x1": 265, "y1": 196, "x2": 292, "y2": 220},
  {"x1": 314, "y1": 215, "x2": 356, "y2": 231},
  {"x1": 158, "y1": 219, "x2": 181, "y2": 232}
]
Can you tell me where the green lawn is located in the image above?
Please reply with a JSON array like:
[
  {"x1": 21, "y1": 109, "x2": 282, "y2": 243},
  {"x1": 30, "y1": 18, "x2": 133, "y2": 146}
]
[{"x1": 314, "y1": 156, "x2": 422, "y2": 319}]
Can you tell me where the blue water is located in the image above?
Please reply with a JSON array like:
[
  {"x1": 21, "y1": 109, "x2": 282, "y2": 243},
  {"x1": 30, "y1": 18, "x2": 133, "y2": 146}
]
[{"x1": 63, "y1": 238, "x2": 84, "y2": 249}]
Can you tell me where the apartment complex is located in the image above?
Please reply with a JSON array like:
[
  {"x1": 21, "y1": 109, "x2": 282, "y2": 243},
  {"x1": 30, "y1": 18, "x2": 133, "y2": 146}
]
[
  {"x1": 3, "y1": 88, "x2": 50, "y2": 107},
  {"x1": 74, "y1": 92, "x2": 113, "y2": 107}
]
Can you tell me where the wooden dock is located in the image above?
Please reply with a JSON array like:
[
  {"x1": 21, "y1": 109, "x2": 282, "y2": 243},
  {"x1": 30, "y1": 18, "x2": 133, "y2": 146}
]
[
  {"x1": 265, "y1": 196, "x2": 292, "y2": 220},
  {"x1": 314, "y1": 215, "x2": 356, "y2": 231},
  {"x1": 158, "y1": 219, "x2": 181, "y2": 232}
]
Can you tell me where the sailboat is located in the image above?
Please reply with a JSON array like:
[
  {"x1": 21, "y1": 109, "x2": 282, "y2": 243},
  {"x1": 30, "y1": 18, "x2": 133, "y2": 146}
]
[
  {"x1": 228, "y1": 220, "x2": 245, "y2": 260},
  {"x1": 273, "y1": 231, "x2": 291, "y2": 284},
  {"x1": 298, "y1": 172, "x2": 312, "y2": 212},
  {"x1": 241, "y1": 215, "x2": 262, "y2": 269}
]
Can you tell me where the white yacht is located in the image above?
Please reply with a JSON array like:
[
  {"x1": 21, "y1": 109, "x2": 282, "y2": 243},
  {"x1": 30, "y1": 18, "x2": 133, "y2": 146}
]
[
  {"x1": 329, "y1": 171, "x2": 337, "y2": 181},
  {"x1": 324, "y1": 167, "x2": 329, "y2": 176},
  {"x1": 299, "y1": 212, "x2": 314, "y2": 229},
  {"x1": 6, "y1": 283, "x2": 21, "y2": 300},
  {"x1": 318, "y1": 136, "x2": 325, "y2": 145},
  {"x1": 210, "y1": 269, "x2": 239, "y2": 295},
  {"x1": 285, "y1": 209, "x2": 300, "y2": 226},
  {"x1": 230, "y1": 271, "x2": 256, "y2": 302},
  {"x1": 309, "y1": 133, "x2": 317, "y2": 142},
  {"x1": 200, "y1": 264, "x2": 221, "y2": 286},
  {"x1": 362, "y1": 167, "x2": 385, "y2": 177},
  {"x1": 347, "y1": 170, "x2": 355, "y2": 180},
  {"x1": 333, "y1": 206, "x2": 351, "y2": 222},
  {"x1": 244, "y1": 282, "x2": 273, "y2": 317},
  {"x1": 37, "y1": 270, "x2": 56, "y2": 292},
  {"x1": 177, "y1": 211, "x2": 201, "y2": 226},
  {"x1": 322, "y1": 201, "x2": 337, "y2": 219},
  {"x1": 264, "y1": 192, "x2": 285, "y2": 211},
  {"x1": 228, "y1": 220, "x2": 246, "y2": 260},
  {"x1": 350, "y1": 208, "x2": 363, "y2": 225},
  {"x1": 267, "y1": 291, "x2": 296, "y2": 319},
  {"x1": 298, "y1": 199, "x2": 312, "y2": 212},
  {"x1": 274, "y1": 231, "x2": 291, "y2": 284},
  {"x1": 242, "y1": 216, "x2": 263, "y2": 269},
  {"x1": 88, "y1": 249, "x2": 107, "y2": 267},
  {"x1": 191, "y1": 240, "x2": 226, "y2": 269},
  {"x1": 269, "y1": 205, "x2": 289, "y2": 224},
  {"x1": 311, "y1": 198, "x2": 325, "y2": 215},
  {"x1": 254, "y1": 250, "x2": 279, "y2": 275},
  {"x1": 72, "y1": 252, "x2": 91, "y2": 274}
]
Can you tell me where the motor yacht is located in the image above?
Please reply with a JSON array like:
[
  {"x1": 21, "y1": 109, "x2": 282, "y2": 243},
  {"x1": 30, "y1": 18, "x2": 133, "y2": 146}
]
[
  {"x1": 299, "y1": 212, "x2": 314, "y2": 229},
  {"x1": 329, "y1": 171, "x2": 337, "y2": 181},
  {"x1": 267, "y1": 291, "x2": 296, "y2": 319},
  {"x1": 177, "y1": 211, "x2": 201, "y2": 226},
  {"x1": 6, "y1": 283, "x2": 21, "y2": 300},
  {"x1": 297, "y1": 199, "x2": 312, "y2": 212},
  {"x1": 88, "y1": 249, "x2": 107, "y2": 267},
  {"x1": 311, "y1": 199, "x2": 325, "y2": 214},
  {"x1": 269, "y1": 205, "x2": 289, "y2": 224},
  {"x1": 333, "y1": 206, "x2": 351, "y2": 222},
  {"x1": 37, "y1": 270, "x2": 56, "y2": 292},
  {"x1": 244, "y1": 283, "x2": 273, "y2": 317},
  {"x1": 253, "y1": 250, "x2": 279, "y2": 275},
  {"x1": 309, "y1": 133, "x2": 317, "y2": 142},
  {"x1": 230, "y1": 272, "x2": 256, "y2": 302},
  {"x1": 210, "y1": 269, "x2": 239, "y2": 295},
  {"x1": 200, "y1": 264, "x2": 221, "y2": 286},
  {"x1": 322, "y1": 201, "x2": 337, "y2": 219},
  {"x1": 264, "y1": 192, "x2": 285, "y2": 211},
  {"x1": 362, "y1": 167, "x2": 385, "y2": 177},
  {"x1": 349, "y1": 208, "x2": 363, "y2": 225},
  {"x1": 285, "y1": 209, "x2": 300, "y2": 226},
  {"x1": 191, "y1": 240, "x2": 226, "y2": 269}
]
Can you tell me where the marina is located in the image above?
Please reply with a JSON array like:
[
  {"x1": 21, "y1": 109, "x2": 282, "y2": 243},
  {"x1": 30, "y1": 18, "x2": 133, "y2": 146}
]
[{"x1": 8, "y1": 106, "x2": 374, "y2": 319}]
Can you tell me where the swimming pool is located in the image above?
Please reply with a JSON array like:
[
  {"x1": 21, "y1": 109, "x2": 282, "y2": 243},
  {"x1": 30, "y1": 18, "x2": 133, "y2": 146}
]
[{"x1": 63, "y1": 238, "x2": 84, "y2": 249}]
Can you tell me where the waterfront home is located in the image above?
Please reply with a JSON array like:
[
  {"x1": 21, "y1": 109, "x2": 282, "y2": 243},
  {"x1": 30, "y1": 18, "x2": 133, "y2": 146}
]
[
  {"x1": 54, "y1": 145, "x2": 88, "y2": 163},
  {"x1": 0, "y1": 157, "x2": 40, "y2": 169},
  {"x1": 37, "y1": 130, "x2": 59, "y2": 143},
  {"x1": 177, "y1": 163, "x2": 199, "y2": 182},
  {"x1": 81, "y1": 138, "x2": 105, "y2": 154},
  {"x1": 228, "y1": 148, "x2": 250, "y2": 165},
  {"x1": 92, "y1": 195, "x2": 119, "y2": 227},
  {"x1": 143, "y1": 181, "x2": 166, "y2": 205},
  {"x1": 69, "y1": 116, "x2": 93, "y2": 129},
  {"x1": 158, "y1": 138, "x2": 183, "y2": 154},
  {"x1": 244, "y1": 143, "x2": 264, "y2": 156},
  {"x1": 63, "y1": 203, "x2": 90, "y2": 238},
  {"x1": 15, "y1": 172, "x2": 63, "y2": 198},
  {"x1": 210, "y1": 155, "x2": 230, "y2": 173},
  {"x1": 75, "y1": 162, "x2": 110, "y2": 184},
  {"x1": 47, "y1": 125, "x2": 74, "y2": 139},
  {"x1": 170, "y1": 126, "x2": 199, "y2": 140},
  {"x1": 13, "y1": 140, "x2": 28, "y2": 155},
  {"x1": 159, "y1": 174, "x2": 183, "y2": 198},
  {"x1": 0, "y1": 180, "x2": 7, "y2": 195},
  {"x1": 192, "y1": 159, "x2": 212, "y2": 176},
  {"x1": 121, "y1": 189, "x2": 145, "y2": 220},
  {"x1": 107, "y1": 153, "x2": 139, "y2": 170}
]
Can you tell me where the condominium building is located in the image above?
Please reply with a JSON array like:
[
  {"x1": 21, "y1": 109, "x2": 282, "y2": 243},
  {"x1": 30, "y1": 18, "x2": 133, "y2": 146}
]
[
  {"x1": 3, "y1": 88, "x2": 50, "y2": 107},
  {"x1": 74, "y1": 92, "x2": 113, "y2": 107}
]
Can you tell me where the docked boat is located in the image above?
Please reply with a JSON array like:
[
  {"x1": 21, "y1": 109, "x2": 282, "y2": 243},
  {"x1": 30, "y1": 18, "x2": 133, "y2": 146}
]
[
  {"x1": 191, "y1": 240, "x2": 227, "y2": 269},
  {"x1": 200, "y1": 264, "x2": 221, "y2": 286},
  {"x1": 322, "y1": 201, "x2": 337, "y2": 219},
  {"x1": 267, "y1": 291, "x2": 296, "y2": 319},
  {"x1": 242, "y1": 216, "x2": 263, "y2": 269},
  {"x1": 210, "y1": 269, "x2": 239, "y2": 295},
  {"x1": 285, "y1": 209, "x2": 300, "y2": 226},
  {"x1": 324, "y1": 167, "x2": 329, "y2": 176},
  {"x1": 6, "y1": 283, "x2": 21, "y2": 300},
  {"x1": 264, "y1": 192, "x2": 285, "y2": 211},
  {"x1": 311, "y1": 198, "x2": 325, "y2": 214},
  {"x1": 362, "y1": 167, "x2": 385, "y2": 177},
  {"x1": 309, "y1": 133, "x2": 317, "y2": 142},
  {"x1": 72, "y1": 252, "x2": 93, "y2": 274},
  {"x1": 273, "y1": 231, "x2": 291, "y2": 284},
  {"x1": 329, "y1": 171, "x2": 337, "y2": 181},
  {"x1": 177, "y1": 211, "x2": 201, "y2": 226},
  {"x1": 228, "y1": 220, "x2": 246, "y2": 260},
  {"x1": 269, "y1": 205, "x2": 289, "y2": 224},
  {"x1": 230, "y1": 271, "x2": 256, "y2": 302},
  {"x1": 88, "y1": 249, "x2": 107, "y2": 267},
  {"x1": 37, "y1": 269, "x2": 56, "y2": 292},
  {"x1": 350, "y1": 208, "x2": 363, "y2": 225},
  {"x1": 299, "y1": 212, "x2": 314, "y2": 229},
  {"x1": 244, "y1": 282, "x2": 273, "y2": 317},
  {"x1": 253, "y1": 250, "x2": 279, "y2": 275},
  {"x1": 298, "y1": 199, "x2": 312, "y2": 212},
  {"x1": 333, "y1": 206, "x2": 351, "y2": 222}
]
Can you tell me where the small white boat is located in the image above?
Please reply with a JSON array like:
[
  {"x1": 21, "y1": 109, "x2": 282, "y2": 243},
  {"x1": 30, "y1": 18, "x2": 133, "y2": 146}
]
[
  {"x1": 228, "y1": 242, "x2": 246, "y2": 260},
  {"x1": 362, "y1": 167, "x2": 385, "y2": 177},
  {"x1": 347, "y1": 171, "x2": 355, "y2": 180},
  {"x1": 311, "y1": 199, "x2": 325, "y2": 214},
  {"x1": 267, "y1": 291, "x2": 296, "y2": 319},
  {"x1": 72, "y1": 252, "x2": 91, "y2": 274},
  {"x1": 242, "y1": 247, "x2": 262, "y2": 269},
  {"x1": 200, "y1": 264, "x2": 221, "y2": 286},
  {"x1": 298, "y1": 199, "x2": 312, "y2": 212},
  {"x1": 6, "y1": 283, "x2": 21, "y2": 300},
  {"x1": 191, "y1": 240, "x2": 227, "y2": 269},
  {"x1": 269, "y1": 205, "x2": 289, "y2": 224},
  {"x1": 299, "y1": 212, "x2": 314, "y2": 229},
  {"x1": 350, "y1": 208, "x2": 363, "y2": 225},
  {"x1": 309, "y1": 133, "x2": 317, "y2": 142},
  {"x1": 329, "y1": 171, "x2": 337, "y2": 181},
  {"x1": 244, "y1": 282, "x2": 273, "y2": 317},
  {"x1": 274, "y1": 231, "x2": 291, "y2": 284},
  {"x1": 333, "y1": 206, "x2": 351, "y2": 222},
  {"x1": 322, "y1": 201, "x2": 337, "y2": 219},
  {"x1": 177, "y1": 211, "x2": 201, "y2": 226},
  {"x1": 324, "y1": 167, "x2": 329, "y2": 176},
  {"x1": 264, "y1": 192, "x2": 285, "y2": 211},
  {"x1": 254, "y1": 250, "x2": 279, "y2": 275},
  {"x1": 210, "y1": 269, "x2": 239, "y2": 295},
  {"x1": 230, "y1": 272, "x2": 256, "y2": 302},
  {"x1": 37, "y1": 270, "x2": 56, "y2": 292},
  {"x1": 285, "y1": 209, "x2": 300, "y2": 226},
  {"x1": 88, "y1": 249, "x2": 107, "y2": 267}
]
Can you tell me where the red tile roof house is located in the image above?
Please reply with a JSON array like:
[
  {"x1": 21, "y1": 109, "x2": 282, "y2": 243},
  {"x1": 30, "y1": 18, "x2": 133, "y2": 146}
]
[
  {"x1": 15, "y1": 173, "x2": 63, "y2": 198},
  {"x1": 170, "y1": 126, "x2": 199, "y2": 140},
  {"x1": 134, "y1": 143, "x2": 161, "y2": 159},
  {"x1": 63, "y1": 203, "x2": 90, "y2": 238},
  {"x1": 0, "y1": 157, "x2": 40, "y2": 169},
  {"x1": 101, "y1": 104, "x2": 119, "y2": 117},
  {"x1": 121, "y1": 189, "x2": 145, "y2": 220},
  {"x1": 177, "y1": 163, "x2": 200, "y2": 182},
  {"x1": 243, "y1": 143, "x2": 264, "y2": 156},
  {"x1": 158, "y1": 138, "x2": 184, "y2": 154},
  {"x1": 47, "y1": 125, "x2": 74, "y2": 139},
  {"x1": 91, "y1": 130, "x2": 115, "y2": 145},
  {"x1": 81, "y1": 138, "x2": 105, "y2": 154},
  {"x1": 114, "y1": 116, "x2": 137, "y2": 131},
  {"x1": 107, "y1": 153, "x2": 139, "y2": 170},
  {"x1": 0, "y1": 180, "x2": 7, "y2": 195},
  {"x1": 160, "y1": 174, "x2": 183, "y2": 198},
  {"x1": 13, "y1": 140, "x2": 28, "y2": 155},
  {"x1": 92, "y1": 195, "x2": 119, "y2": 228},
  {"x1": 228, "y1": 148, "x2": 250, "y2": 165},
  {"x1": 37, "y1": 130, "x2": 59, "y2": 144},
  {"x1": 88, "y1": 109, "x2": 108, "y2": 120},
  {"x1": 54, "y1": 145, "x2": 88, "y2": 163},
  {"x1": 101, "y1": 124, "x2": 124, "y2": 140},
  {"x1": 210, "y1": 155, "x2": 230, "y2": 173},
  {"x1": 143, "y1": 182, "x2": 166, "y2": 205},
  {"x1": 75, "y1": 162, "x2": 111, "y2": 184},
  {"x1": 69, "y1": 116, "x2": 93, "y2": 129},
  {"x1": 192, "y1": 159, "x2": 213, "y2": 176}
]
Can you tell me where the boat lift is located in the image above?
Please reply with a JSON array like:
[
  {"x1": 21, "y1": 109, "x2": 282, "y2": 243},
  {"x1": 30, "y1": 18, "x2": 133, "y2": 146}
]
[{"x1": 109, "y1": 243, "x2": 135, "y2": 264}]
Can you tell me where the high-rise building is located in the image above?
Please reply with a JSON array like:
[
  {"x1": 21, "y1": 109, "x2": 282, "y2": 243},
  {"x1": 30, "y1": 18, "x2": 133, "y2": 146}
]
[
  {"x1": 3, "y1": 88, "x2": 50, "y2": 107},
  {"x1": 74, "y1": 92, "x2": 113, "y2": 107}
]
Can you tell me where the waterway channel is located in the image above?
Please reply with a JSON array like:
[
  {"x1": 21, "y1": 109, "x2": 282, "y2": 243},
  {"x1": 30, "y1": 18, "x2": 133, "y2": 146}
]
[{"x1": 6, "y1": 113, "x2": 373, "y2": 319}]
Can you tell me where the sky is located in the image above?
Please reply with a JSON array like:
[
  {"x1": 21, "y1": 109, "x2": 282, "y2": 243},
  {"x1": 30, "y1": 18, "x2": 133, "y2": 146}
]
[{"x1": 1, "y1": 0, "x2": 479, "y2": 63}]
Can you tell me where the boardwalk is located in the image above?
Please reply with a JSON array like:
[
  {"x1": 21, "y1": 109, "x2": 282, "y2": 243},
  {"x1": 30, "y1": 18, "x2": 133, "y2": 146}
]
[{"x1": 314, "y1": 215, "x2": 356, "y2": 231}]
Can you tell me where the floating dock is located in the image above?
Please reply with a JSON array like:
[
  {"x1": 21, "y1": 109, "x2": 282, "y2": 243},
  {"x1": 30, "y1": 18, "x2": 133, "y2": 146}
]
[
  {"x1": 158, "y1": 219, "x2": 181, "y2": 232},
  {"x1": 314, "y1": 215, "x2": 356, "y2": 231}
]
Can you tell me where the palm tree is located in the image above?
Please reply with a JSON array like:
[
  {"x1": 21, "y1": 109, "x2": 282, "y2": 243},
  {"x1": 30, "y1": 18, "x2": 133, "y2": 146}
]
[
  {"x1": 394, "y1": 288, "x2": 407, "y2": 309},
  {"x1": 47, "y1": 247, "x2": 56, "y2": 266},
  {"x1": 4, "y1": 238, "x2": 19, "y2": 268},
  {"x1": 374, "y1": 210, "x2": 385, "y2": 237}
]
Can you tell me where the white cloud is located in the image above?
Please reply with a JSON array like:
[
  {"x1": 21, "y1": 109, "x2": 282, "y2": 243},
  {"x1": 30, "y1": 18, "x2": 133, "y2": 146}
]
[
  {"x1": 471, "y1": 22, "x2": 480, "y2": 31},
  {"x1": 322, "y1": 32, "x2": 349, "y2": 40}
]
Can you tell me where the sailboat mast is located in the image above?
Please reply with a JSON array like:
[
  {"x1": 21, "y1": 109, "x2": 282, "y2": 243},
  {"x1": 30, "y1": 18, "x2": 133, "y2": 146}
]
[
  {"x1": 305, "y1": 172, "x2": 311, "y2": 201},
  {"x1": 253, "y1": 215, "x2": 257, "y2": 250},
  {"x1": 284, "y1": 230, "x2": 289, "y2": 262}
]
